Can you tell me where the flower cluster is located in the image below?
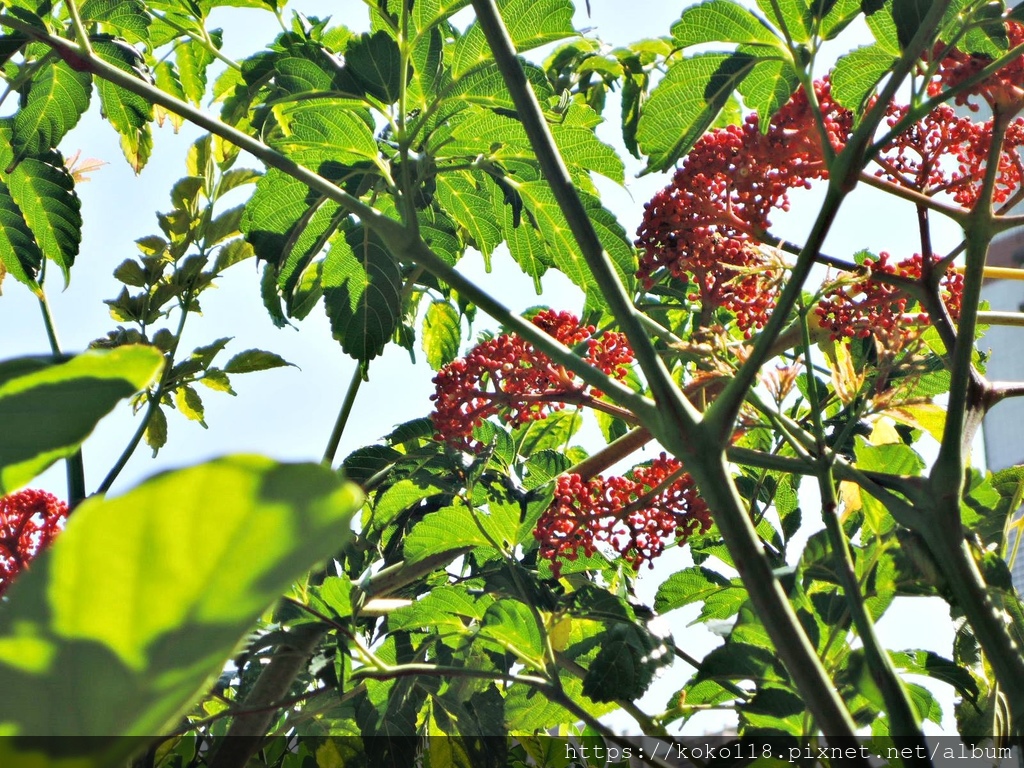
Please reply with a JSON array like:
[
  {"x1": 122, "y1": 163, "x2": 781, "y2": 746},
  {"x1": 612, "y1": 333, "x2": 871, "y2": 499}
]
[
  {"x1": 534, "y1": 454, "x2": 711, "y2": 576},
  {"x1": 927, "y1": 21, "x2": 1024, "y2": 113},
  {"x1": 815, "y1": 252, "x2": 965, "y2": 342},
  {"x1": 876, "y1": 103, "x2": 1024, "y2": 207},
  {"x1": 635, "y1": 80, "x2": 852, "y2": 334},
  {"x1": 0, "y1": 489, "x2": 68, "y2": 597},
  {"x1": 430, "y1": 310, "x2": 634, "y2": 449}
]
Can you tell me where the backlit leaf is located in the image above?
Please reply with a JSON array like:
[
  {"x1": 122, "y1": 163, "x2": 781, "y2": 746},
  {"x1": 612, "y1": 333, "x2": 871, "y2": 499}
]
[
  {"x1": 0, "y1": 346, "x2": 163, "y2": 493},
  {"x1": 638, "y1": 52, "x2": 757, "y2": 173},
  {"x1": 422, "y1": 301, "x2": 461, "y2": 371},
  {"x1": 11, "y1": 59, "x2": 91, "y2": 162},
  {"x1": 322, "y1": 225, "x2": 402, "y2": 362},
  {"x1": 672, "y1": 0, "x2": 783, "y2": 48},
  {"x1": 0, "y1": 457, "x2": 360, "y2": 759},
  {"x1": 452, "y1": 0, "x2": 575, "y2": 79}
]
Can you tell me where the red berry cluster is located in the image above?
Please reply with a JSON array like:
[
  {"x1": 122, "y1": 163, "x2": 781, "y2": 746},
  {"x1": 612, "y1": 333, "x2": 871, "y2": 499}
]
[
  {"x1": 534, "y1": 454, "x2": 711, "y2": 576},
  {"x1": 430, "y1": 310, "x2": 634, "y2": 449},
  {"x1": 635, "y1": 80, "x2": 853, "y2": 334},
  {"x1": 0, "y1": 489, "x2": 67, "y2": 597},
  {"x1": 877, "y1": 103, "x2": 1024, "y2": 207},
  {"x1": 815, "y1": 252, "x2": 965, "y2": 342},
  {"x1": 928, "y1": 21, "x2": 1024, "y2": 114}
]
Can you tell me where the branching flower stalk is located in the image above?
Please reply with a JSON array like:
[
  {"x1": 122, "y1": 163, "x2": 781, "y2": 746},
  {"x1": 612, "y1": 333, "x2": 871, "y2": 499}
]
[{"x1": 798, "y1": 305, "x2": 928, "y2": 758}]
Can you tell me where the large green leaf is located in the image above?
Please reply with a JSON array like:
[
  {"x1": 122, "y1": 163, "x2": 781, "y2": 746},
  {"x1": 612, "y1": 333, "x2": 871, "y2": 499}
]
[
  {"x1": 11, "y1": 59, "x2": 91, "y2": 163},
  {"x1": 321, "y1": 224, "x2": 403, "y2": 362},
  {"x1": 0, "y1": 456, "x2": 361, "y2": 764},
  {"x1": 451, "y1": 0, "x2": 575, "y2": 79},
  {"x1": 672, "y1": 0, "x2": 784, "y2": 48},
  {"x1": 0, "y1": 346, "x2": 164, "y2": 493},
  {"x1": 176, "y1": 37, "x2": 217, "y2": 106},
  {"x1": 412, "y1": 0, "x2": 473, "y2": 32},
  {"x1": 478, "y1": 599, "x2": 545, "y2": 667},
  {"x1": 637, "y1": 52, "x2": 757, "y2": 173},
  {"x1": 582, "y1": 624, "x2": 663, "y2": 702},
  {"x1": 403, "y1": 503, "x2": 497, "y2": 563}
]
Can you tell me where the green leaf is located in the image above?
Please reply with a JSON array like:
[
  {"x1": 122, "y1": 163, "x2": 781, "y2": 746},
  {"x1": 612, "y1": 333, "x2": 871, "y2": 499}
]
[
  {"x1": 0, "y1": 457, "x2": 361, "y2": 757},
  {"x1": 891, "y1": 0, "x2": 931, "y2": 51},
  {"x1": 479, "y1": 599, "x2": 545, "y2": 666},
  {"x1": 831, "y1": 44, "x2": 896, "y2": 110},
  {"x1": 516, "y1": 182, "x2": 634, "y2": 308},
  {"x1": 176, "y1": 37, "x2": 216, "y2": 106},
  {"x1": 757, "y1": 0, "x2": 812, "y2": 43},
  {"x1": 322, "y1": 225, "x2": 403, "y2": 362},
  {"x1": 866, "y1": 4, "x2": 901, "y2": 55},
  {"x1": 93, "y1": 41, "x2": 154, "y2": 172},
  {"x1": 737, "y1": 55, "x2": 799, "y2": 121},
  {"x1": 404, "y1": 503, "x2": 497, "y2": 563},
  {"x1": 173, "y1": 384, "x2": 206, "y2": 427},
  {"x1": 513, "y1": 410, "x2": 580, "y2": 455},
  {"x1": 818, "y1": 0, "x2": 863, "y2": 39},
  {"x1": 0, "y1": 347, "x2": 163, "y2": 493},
  {"x1": 272, "y1": 99, "x2": 379, "y2": 168},
  {"x1": 369, "y1": 478, "x2": 443, "y2": 531},
  {"x1": 242, "y1": 170, "x2": 316, "y2": 264},
  {"x1": 452, "y1": 0, "x2": 575, "y2": 79},
  {"x1": 80, "y1": 0, "x2": 150, "y2": 45},
  {"x1": 654, "y1": 567, "x2": 732, "y2": 613},
  {"x1": 891, "y1": 649, "x2": 979, "y2": 705},
  {"x1": 346, "y1": 31, "x2": 402, "y2": 103},
  {"x1": 672, "y1": 0, "x2": 783, "y2": 48},
  {"x1": 853, "y1": 438, "x2": 925, "y2": 476},
  {"x1": 637, "y1": 52, "x2": 757, "y2": 173},
  {"x1": 11, "y1": 59, "x2": 91, "y2": 163},
  {"x1": 388, "y1": 586, "x2": 490, "y2": 632},
  {"x1": 4, "y1": 153, "x2": 82, "y2": 285},
  {"x1": 0, "y1": 177, "x2": 42, "y2": 289},
  {"x1": 223, "y1": 348, "x2": 293, "y2": 374},
  {"x1": 582, "y1": 623, "x2": 664, "y2": 703},
  {"x1": 422, "y1": 301, "x2": 461, "y2": 371},
  {"x1": 435, "y1": 172, "x2": 502, "y2": 260},
  {"x1": 412, "y1": 0, "x2": 473, "y2": 32},
  {"x1": 144, "y1": 404, "x2": 168, "y2": 453}
]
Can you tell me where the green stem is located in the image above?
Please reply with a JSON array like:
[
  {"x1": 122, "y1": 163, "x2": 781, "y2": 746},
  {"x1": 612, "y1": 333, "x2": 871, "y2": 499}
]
[
  {"x1": 37, "y1": 290, "x2": 86, "y2": 506},
  {"x1": 65, "y1": 0, "x2": 93, "y2": 55},
  {"x1": 931, "y1": 112, "x2": 1009, "y2": 504},
  {"x1": 97, "y1": 285, "x2": 195, "y2": 494},
  {"x1": 467, "y1": 0, "x2": 699, "y2": 437},
  {"x1": 95, "y1": 393, "x2": 158, "y2": 495},
  {"x1": 676, "y1": 452, "x2": 865, "y2": 752},
  {"x1": 917, "y1": 526, "x2": 1024, "y2": 732},
  {"x1": 321, "y1": 366, "x2": 363, "y2": 467},
  {"x1": 798, "y1": 307, "x2": 927, "y2": 754}
]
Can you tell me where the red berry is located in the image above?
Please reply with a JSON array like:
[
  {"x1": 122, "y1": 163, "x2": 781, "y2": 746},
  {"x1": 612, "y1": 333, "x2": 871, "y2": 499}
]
[{"x1": 0, "y1": 489, "x2": 68, "y2": 597}]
